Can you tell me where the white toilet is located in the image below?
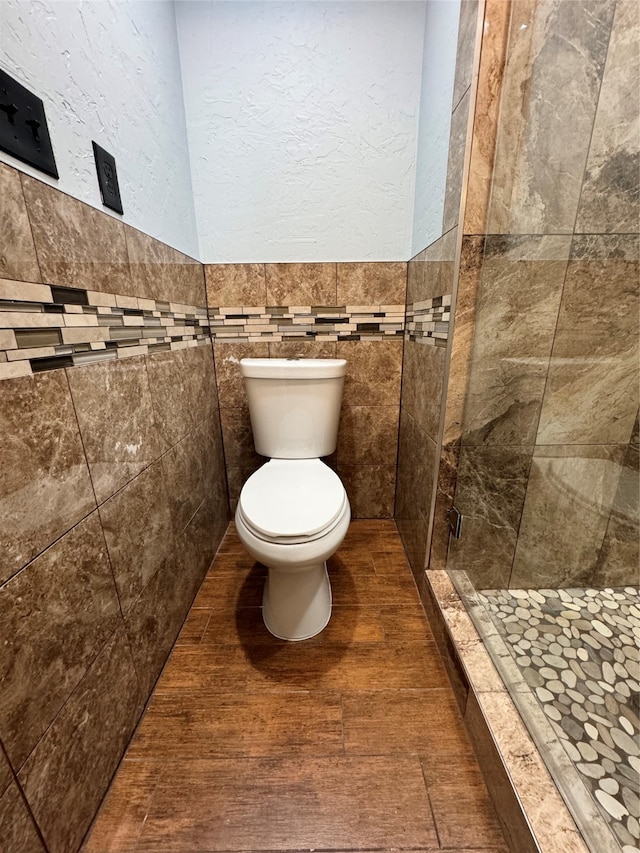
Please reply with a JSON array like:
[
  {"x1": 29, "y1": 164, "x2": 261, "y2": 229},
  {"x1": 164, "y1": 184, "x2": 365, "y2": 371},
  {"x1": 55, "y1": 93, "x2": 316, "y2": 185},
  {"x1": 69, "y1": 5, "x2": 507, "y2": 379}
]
[{"x1": 235, "y1": 357, "x2": 351, "y2": 641}]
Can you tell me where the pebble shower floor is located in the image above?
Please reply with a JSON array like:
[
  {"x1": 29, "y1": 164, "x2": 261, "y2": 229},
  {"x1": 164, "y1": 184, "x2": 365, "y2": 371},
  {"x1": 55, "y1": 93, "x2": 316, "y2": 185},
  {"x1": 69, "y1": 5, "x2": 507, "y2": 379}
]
[{"x1": 480, "y1": 586, "x2": 640, "y2": 853}]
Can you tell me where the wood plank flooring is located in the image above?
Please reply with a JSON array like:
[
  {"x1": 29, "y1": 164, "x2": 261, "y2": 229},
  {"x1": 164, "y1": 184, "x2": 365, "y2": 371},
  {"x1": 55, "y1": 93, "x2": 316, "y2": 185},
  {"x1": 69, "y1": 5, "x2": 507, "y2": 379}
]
[{"x1": 82, "y1": 521, "x2": 507, "y2": 853}]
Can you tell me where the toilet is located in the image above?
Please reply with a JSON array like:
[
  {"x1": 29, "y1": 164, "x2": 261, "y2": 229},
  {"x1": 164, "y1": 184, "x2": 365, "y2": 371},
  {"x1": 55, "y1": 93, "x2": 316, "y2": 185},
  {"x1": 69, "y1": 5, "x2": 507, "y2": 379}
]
[{"x1": 235, "y1": 357, "x2": 351, "y2": 641}]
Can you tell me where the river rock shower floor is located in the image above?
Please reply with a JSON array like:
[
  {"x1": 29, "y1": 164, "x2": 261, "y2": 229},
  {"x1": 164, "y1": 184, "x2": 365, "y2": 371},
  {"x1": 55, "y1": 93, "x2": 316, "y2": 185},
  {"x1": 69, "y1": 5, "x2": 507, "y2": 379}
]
[
  {"x1": 82, "y1": 521, "x2": 507, "y2": 853},
  {"x1": 479, "y1": 587, "x2": 640, "y2": 853}
]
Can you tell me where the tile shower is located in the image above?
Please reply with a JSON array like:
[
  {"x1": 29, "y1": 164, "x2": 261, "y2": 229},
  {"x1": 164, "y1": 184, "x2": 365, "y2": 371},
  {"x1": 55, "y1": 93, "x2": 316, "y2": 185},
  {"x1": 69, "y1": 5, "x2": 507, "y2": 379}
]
[{"x1": 394, "y1": 1, "x2": 639, "y2": 852}]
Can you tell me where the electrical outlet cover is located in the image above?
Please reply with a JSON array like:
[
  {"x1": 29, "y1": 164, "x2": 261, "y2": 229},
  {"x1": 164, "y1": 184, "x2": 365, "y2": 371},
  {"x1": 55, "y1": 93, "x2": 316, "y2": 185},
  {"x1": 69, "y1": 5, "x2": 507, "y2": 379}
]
[
  {"x1": 92, "y1": 141, "x2": 123, "y2": 214},
  {"x1": 0, "y1": 69, "x2": 58, "y2": 178}
]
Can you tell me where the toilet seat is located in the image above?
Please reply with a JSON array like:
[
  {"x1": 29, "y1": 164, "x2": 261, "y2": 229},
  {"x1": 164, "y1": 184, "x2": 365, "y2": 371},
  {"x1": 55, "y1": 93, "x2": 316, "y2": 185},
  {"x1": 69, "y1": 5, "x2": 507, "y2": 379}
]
[{"x1": 237, "y1": 458, "x2": 348, "y2": 545}]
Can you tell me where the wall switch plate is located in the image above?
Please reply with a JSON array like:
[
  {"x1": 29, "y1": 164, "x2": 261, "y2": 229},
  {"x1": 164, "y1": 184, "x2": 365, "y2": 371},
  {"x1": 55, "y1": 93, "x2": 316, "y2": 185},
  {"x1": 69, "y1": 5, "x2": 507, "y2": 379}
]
[
  {"x1": 92, "y1": 141, "x2": 123, "y2": 214},
  {"x1": 0, "y1": 70, "x2": 58, "y2": 178}
]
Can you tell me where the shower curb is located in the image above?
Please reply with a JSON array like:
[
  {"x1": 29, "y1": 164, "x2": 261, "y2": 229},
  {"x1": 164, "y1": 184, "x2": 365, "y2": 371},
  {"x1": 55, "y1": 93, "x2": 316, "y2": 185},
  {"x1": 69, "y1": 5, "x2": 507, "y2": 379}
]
[{"x1": 420, "y1": 569, "x2": 591, "y2": 853}]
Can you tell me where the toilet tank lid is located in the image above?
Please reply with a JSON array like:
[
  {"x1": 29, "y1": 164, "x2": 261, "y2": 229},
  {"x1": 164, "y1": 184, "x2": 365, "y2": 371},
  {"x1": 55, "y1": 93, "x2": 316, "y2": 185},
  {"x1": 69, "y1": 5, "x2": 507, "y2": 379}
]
[{"x1": 240, "y1": 358, "x2": 347, "y2": 379}]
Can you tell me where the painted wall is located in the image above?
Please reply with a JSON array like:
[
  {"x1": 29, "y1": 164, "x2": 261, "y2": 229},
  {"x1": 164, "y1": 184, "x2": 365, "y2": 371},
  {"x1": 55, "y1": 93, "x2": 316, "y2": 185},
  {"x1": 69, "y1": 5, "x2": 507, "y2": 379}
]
[
  {"x1": 411, "y1": 0, "x2": 461, "y2": 256},
  {"x1": 176, "y1": 0, "x2": 426, "y2": 263},
  {"x1": 0, "y1": 0, "x2": 199, "y2": 258}
]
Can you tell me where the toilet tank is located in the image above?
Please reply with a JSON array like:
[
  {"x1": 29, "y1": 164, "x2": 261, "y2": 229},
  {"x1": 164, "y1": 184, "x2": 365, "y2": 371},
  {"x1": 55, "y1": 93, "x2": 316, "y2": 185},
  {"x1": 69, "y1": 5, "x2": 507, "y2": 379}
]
[{"x1": 240, "y1": 358, "x2": 347, "y2": 458}]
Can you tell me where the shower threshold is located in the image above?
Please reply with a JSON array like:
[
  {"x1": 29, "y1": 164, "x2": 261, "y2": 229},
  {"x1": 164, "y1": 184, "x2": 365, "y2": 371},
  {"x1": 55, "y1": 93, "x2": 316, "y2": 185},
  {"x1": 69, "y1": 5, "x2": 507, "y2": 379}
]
[{"x1": 435, "y1": 569, "x2": 638, "y2": 853}]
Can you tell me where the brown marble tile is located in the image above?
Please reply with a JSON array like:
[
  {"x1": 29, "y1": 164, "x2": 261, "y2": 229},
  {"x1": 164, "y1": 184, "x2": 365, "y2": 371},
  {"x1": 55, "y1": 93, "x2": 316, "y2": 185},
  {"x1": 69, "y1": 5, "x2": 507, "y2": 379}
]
[
  {"x1": 463, "y1": 692, "x2": 539, "y2": 853},
  {"x1": 342, "y1": 688, "x2": 470, "y2": 757},
  {"x1": 125, "y1": 225, "x2": 205, "y2": 305},
  {"x1": 133, "y1": 756, "x2": 437, "y2": 852},
  {"x1": 576, "y1": 0, "x2": 639, "y2": 233},
  {"x1": 401, "y1": 338, "x2": 446, "y2": 440},
  {"x1": 0, "y1": 512, "x2": 120, "y2": 769},
  {"x1": 463, "y1": 0, "x2": 511, "y2": 234},
  {"x1": 0, "y1": 748, "x2": 11, "y2": 799},
  {"x1": 129, "y1": 691, "x2": 343, "y2": 759},
  {"x1": 395, "y1": 512, "x2": 429, "y2": 583},
  {"x1": 336, "y1": 262, "x2": 406, "y2": 305},
  {"x1": 467, "y1": 691, "x2": 590, "y2": 853},
  {"x1": 594, "y1": 421, "x2": 640, "y2": 586},
  {"x1": 536, "y1": 234, "x2": 639, "y2": 445},
  {"x1": 443, "y1": 88, "x2": 471, "y2": 233},
  {"x1": 447, "y1": 445, "x2": 532, "y2": 589},
  {"x1": 338, "y1": 463, "x2": 396, "y2": 518},
  {"x1": 337, "y1": 339, "x2": 402, "y2": 407},
  {"x1": 268, "y1": 340, "x2": 337, "y2": 360},
  {"x1": 487, "y1": 0, "x2": 616, "y2": 233},
  {"x1": 453, "y1": 0, "x2": 480, "y2": 109},
  {"x1": 146, "y1": 344, "x2": 217, "y2": 449},
  {"x1": 395, "y1": 410, "x2": 436, "y2": 525},
  {"x1": 443, "y1": 235, "x2": 484, "y2": 447},
  {"x1": 219, "y1": 406, "x2": 262, "y2": 470},
  {"x1": 265, "y1": 263, "x2": 336, "y2": 306},
  {"x1": 225, "y1": 464, "x2": 261, "y2": 513},
  {"x1": 124, "y1": 549, "x2": 193, "y2": 698},
  {"x1": 161, "y1": 421, "x2": 216, "y2": 536},
  {"x1": 66, "y1": 356, "x2": 163, "y2": 505},
  {"x1": 462, "y1": 235, "x2": 570, "y2": 446},
  {"x1": 0, "y1": 782, "x2": 47, "y2": 853},
  {"x1": 337, "y1": 405, "x2": 399, "y2": 467},
  {"x1": 214, "y1": 341, "x2": 268, "y2": 409},
  {"x1": 510, "y1": 444, "x2": 626, "y2": 588},
  {"x1": 22, "y1": 175, "x2": 132, "y2": 293},
  {"x1": 99, "y1": 460, "x2": 175, "y2": 613},
  {"x1": 429, "y1": 440, "x2": 461, "y2": 570},
  {"x1": 205, "y1": 263, "x2": 266, "y2": 307},
  {"x1": 0, "y1": 163, "x2": 41, "y2": 282},
  {"x1": 421, "y1": 572, "x2": 471, "y2": 715},
  {"x1": 179, "y1": 479, "x2": 229, "y2": 590},
  {"x1": 407, "y1": 228, "x2": 457, "y2": 305},
  {"x1": 422, "y1": 752, "x2": 506, "y2": 849},
  {"x1": 0, "y1": 371, "x2": 96, "y2": 584},
  {"x1": 19, "y1": 627, "x2": 141, "y2": 853}
]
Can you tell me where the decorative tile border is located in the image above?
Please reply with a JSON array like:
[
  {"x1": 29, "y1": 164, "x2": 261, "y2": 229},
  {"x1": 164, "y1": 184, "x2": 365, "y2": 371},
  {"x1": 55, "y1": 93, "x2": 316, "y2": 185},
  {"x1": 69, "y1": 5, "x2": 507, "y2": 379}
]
[
  {"x1": 208, "y1": 304, "x2": 405, "y2": 342},
  {"x1": 0, "y1": 278, "x2": 211, "y2": 380},
  {"x1": 0, "y1": 278, "x2": 454, "y2": 378},
  {"x1": 405, "y1": 295, "x2": 452, "y2": 346}
]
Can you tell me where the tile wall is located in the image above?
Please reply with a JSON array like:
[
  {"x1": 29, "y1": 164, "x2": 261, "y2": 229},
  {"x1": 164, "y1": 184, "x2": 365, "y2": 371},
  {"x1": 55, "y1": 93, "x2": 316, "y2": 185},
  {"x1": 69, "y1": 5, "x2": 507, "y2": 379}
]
[
  {"x1": 445, "y1": 0, "x2": 640, "y2": 589},
  {"x1": 205, "y1": 262, "x2": 407, "y2": 518},
  {"x1": 0, "y1": 163, "x2": 229, "y2": 852},
  {"x1": 396, "y1": 0, "x2": 481, "y2": 576}
]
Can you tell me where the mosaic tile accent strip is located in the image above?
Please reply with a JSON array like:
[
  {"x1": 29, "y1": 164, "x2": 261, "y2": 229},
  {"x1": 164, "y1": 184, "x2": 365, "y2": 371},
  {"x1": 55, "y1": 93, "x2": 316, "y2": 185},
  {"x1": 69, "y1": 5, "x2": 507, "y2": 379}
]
[
  {"x1": 0, "y1": 278, "x2": 211, "y2": 380},
  {"x1": 208, "y1": 304, "x2": 405, "y2": 342},
  {"x1": 480, "y1": 586, "x2": 640, "y2": 853},
  {"x1": 405, "y1": 295, "x2": 452, "y2": 346}
]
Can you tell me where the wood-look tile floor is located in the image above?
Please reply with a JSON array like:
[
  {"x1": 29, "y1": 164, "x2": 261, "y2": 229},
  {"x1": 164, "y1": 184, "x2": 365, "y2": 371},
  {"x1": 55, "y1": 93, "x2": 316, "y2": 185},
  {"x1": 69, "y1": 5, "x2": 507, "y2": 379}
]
[{"x1": 83, "y1": 521, "x2": 508, "y2": 853}]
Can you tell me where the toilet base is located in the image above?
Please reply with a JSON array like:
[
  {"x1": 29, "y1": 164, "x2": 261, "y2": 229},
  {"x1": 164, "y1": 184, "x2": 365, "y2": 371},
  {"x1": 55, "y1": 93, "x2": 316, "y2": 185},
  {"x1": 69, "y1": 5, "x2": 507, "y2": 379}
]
[{"x1": 262, "y1": 562, "x2": 332, "y2": 641}]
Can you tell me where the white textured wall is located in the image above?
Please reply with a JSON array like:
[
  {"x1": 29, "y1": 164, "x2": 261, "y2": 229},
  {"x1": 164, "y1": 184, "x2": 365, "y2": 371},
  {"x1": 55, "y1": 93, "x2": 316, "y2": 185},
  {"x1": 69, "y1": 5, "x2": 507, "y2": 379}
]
[
  {"x1": 176, "y1": 1, "x2": 426, "y2": 263},
  {"x1": 0, "y1": 0, "x2": 199, "y2": 257},
  {"x1": 412, "y1": 0, "x2": 460, "y2": 256}
]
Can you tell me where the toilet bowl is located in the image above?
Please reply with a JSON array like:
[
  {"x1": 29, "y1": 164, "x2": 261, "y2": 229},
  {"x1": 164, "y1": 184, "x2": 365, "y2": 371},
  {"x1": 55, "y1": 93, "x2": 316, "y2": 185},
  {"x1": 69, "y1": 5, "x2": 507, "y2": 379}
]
[
  {"x1": 234, "y1": 357, "x2": 351, "y2": 641},
  {"x1": 235, "y1": 458, "x2": 350, "y2": 640}
]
